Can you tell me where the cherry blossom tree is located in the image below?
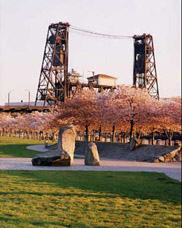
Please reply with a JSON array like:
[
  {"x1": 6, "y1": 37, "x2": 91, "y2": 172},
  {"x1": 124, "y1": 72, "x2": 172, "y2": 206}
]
[
  {"x1": 54, "y1": 86, "x2": 158, "y2": 143},
  {"x1": 155, "y1": 97, "x2": 181, "y2": 145},
  {"x1": 55, "y1": 90, "x2": 102, "y2": 141},
  {"x1": 0, "y1": 113, "x2": 18, "y2": 136},
  {"x1": 0, "y1": 87, "x2": 180, "y2": 147},
  {"x1": 97, "y1": 85, "x2": 159, "y2": 143},
  {"x1": 0, "y1": 111, "x2": 58, "y2": 140}
]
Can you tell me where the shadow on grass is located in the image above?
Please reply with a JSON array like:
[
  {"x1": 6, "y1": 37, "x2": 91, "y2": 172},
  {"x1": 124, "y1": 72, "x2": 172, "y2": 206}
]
[
  {"x1": 0, "y1": 216, "x2": 64, "y2": 227},
  {"x1": 0, "y1": 144, "x2": 39, "y2": 158},
  {"x1": 0, "y1": 216, "x2": 87, "y2": 228},
  {"x1": 0, "y1": 191, "x2": 116, "y2": 198},
  {"x1": 1, "y1": 170, "x2": 181, "y2": 204}
]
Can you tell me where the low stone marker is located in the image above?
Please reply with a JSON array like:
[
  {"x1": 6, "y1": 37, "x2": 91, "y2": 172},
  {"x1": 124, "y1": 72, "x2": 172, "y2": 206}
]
[
  {"x1": 129, "y1": 137, "x2": 136, "y2": 151},
  {"x1": 32, "y1": 126, "x2": 76, "y2": 166},
  {"x1": 152, "y1": 147, "x2": 181, "y2": 163},
  {"x1": 85, "y1": 142, "x2": 100, "y2": 166},
  {"x1": 32, "y1": 154, "x2": 71, "y2": 166}
]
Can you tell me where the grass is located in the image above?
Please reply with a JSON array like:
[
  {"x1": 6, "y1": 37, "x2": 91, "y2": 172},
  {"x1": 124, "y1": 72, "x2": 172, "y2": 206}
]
[
  {"x1": 0, "y1": 136, "x2": 46, "y2": 158},
  {"x1": 0, "y1": 170, "x2": 181, "y2": 228},
  {"x1": 0, "y1": 136, "x2": 181, "y2": 227}
]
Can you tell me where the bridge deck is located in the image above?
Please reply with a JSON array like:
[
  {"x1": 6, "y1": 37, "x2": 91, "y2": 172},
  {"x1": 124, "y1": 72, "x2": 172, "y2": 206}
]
[{"x1": 0, "y1": 106, "x2": 50, "y2": 113}]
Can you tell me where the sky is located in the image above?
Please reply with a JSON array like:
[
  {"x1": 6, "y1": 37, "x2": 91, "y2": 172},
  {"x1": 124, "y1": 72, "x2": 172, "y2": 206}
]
[{"x1": 0, "y1": 0, "x2": 181, "y2": 105}]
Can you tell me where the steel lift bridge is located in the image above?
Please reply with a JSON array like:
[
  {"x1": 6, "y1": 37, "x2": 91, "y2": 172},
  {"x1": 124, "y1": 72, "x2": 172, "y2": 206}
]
[{"x1": 35, "y1": 22, "x2": 159, "y2": 107}]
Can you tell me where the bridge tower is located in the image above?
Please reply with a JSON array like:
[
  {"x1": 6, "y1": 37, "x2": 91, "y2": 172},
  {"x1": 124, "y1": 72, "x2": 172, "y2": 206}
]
[
  {"x1": 133, "y1": 34, "x2": 159, "y2": 99},
  {"x1": 35, "y1": 22, "x2": 69, "y2": 106}
]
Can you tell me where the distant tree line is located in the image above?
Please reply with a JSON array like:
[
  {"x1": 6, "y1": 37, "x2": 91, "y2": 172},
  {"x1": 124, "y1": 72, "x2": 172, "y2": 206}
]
[{"x1": 0, "y1": 85, "x2": 181, "y2": 146}]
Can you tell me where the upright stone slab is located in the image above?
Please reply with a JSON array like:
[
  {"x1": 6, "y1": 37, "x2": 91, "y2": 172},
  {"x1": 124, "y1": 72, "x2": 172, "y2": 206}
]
[
  {"x1": 85, "y1": 142, "x2": 100, "y2": 166},
  {"x1": 58, "y1": 126, "x2": 76, "y2": 165},
  {"x1": 32, "y1": 125, "x2": 76, "y2": 166}
]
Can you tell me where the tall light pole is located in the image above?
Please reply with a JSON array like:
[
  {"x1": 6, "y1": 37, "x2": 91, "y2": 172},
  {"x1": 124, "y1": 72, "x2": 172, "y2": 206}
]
[
  {"x1": 8, "y1": 90, "x2": 14, "y2": 106},
  {"x1": 25, "y1": 90, "x2": 30, "y2": 107}
]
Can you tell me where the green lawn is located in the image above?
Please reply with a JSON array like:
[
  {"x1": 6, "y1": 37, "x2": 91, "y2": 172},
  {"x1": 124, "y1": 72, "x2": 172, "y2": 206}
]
[
  {"x1": 0, "y1": 170, "x2": 181, "y2": 228},
  {"x1": 0, "y1": 136, "x2": 181, "y2": 227},
  {"x1": 0, "y1": 136, "x2": 45, "y2": 158}
]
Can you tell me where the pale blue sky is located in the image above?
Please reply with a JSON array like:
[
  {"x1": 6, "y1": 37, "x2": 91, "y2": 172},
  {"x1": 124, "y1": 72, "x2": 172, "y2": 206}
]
[{"x1": 0, "y1": 0, "x2": 181, "y2": 104}]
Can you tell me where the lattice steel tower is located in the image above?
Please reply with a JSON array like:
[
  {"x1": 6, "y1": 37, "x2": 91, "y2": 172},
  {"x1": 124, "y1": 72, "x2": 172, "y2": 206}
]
[
  {"x1": 133, "y1": 34, "x2": 159, "y2": 99},
  {"x1": 35, "y1": 22, "x2": 69, "y2": 106}
]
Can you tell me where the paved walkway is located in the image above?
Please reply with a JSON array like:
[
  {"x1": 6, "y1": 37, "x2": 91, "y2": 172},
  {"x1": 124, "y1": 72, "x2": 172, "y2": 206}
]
[
  {"x1": 0, "y1": 158, "x2": 181, "y2": 181},
  {"x1": 27, "y1": 145, "x2": 48, "y2": 152}
]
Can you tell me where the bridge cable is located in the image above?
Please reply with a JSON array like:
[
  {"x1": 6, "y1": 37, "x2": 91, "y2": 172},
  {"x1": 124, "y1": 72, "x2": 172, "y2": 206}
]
[{"x1": 70, "y1": 25, "x2": 133, "y2": 39}]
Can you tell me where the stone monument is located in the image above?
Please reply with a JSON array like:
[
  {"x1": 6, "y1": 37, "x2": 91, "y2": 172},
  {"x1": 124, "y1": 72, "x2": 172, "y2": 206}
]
[
  {"x1": 32, "y1": 126, "x2": 76, "y2": 166},
  {"x1": 85, "y1": 142, "x2": 100, "y2": 166}
]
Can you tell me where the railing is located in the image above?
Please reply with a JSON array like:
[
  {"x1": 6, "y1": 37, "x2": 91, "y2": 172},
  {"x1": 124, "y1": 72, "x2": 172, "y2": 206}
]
[
  {"x1": 75, "y1": 132, "x2": 182, "y2": 146},
  {"x1": 0, "y1": 129, "x2": 58, "y2": 142},
  {"x1": 0, "y1": 128, "x2": 181, "y2": 146}
]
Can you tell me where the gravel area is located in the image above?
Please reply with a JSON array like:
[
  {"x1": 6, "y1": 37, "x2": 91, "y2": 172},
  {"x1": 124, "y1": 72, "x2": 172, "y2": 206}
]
[{"x1": 0, "y1": 157, "x2": 181, "y2": 181}]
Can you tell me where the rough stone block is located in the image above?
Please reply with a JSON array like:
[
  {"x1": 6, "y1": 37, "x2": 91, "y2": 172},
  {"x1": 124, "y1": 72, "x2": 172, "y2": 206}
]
[
  {"x1": 158, "y1": 156, "x2": 165, "y2": 162},
  {"x1": 129, "y1": 137, "x2": 137, "y2": 151},
  {"x1": 32, "y1": 154, "x2": 71, "y2": 166},
  {"x1": 85, "y1": 142, "x2": 100, "y2": 166}
]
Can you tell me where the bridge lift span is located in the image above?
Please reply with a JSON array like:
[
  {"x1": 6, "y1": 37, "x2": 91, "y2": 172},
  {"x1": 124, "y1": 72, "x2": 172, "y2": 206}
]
[{"x1": 35, "y1": 22, "x2": 159, "y2": 107}]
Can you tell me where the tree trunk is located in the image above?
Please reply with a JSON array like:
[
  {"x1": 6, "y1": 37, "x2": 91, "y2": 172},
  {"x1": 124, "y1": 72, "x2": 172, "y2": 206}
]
[
  {"x1": 99, "y1": 126, "x2": 102, "y2": 141},
  {"x1": 92, "y1": 130, "x2": 95, "y2": 141},
  {"x1": 112, "y1": 125, "x2": 115, "y2": 142},
  {"x1": 169, "y1": 133, "x2": 173, "y2": 146},
  {"x1": 164, "y1": 139, "x2": 167, "y2": 146},
  {"x1": 45, "y1": 132, "x2": 48, "y2": 141},
  {"x1": 136, "y1": 132, "x2": 141, "y2": 146},
  {"x1": 165, "y1": 130, "x2": 173, "y2": 146},
  {"x1": 151, "y1": 131, "x2": 155, "y2": 145},
  {"x1": 27, "y1": 131, "x2": 30, "y2": 139},
  {"x1": 129, "y1": 120, "x2": 134, "y2": 141},
  {"x1": 123, "y1": 133, "x2": 126, "y2": 143},
  {"x1": 85, "y1": 124, "x2": 89, "y2": 142}
]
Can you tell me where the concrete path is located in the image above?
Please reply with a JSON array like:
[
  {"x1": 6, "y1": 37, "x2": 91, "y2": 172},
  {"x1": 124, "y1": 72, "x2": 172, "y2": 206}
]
[
  {"x1": 27, "y1": 145, "x2": 48, "y2": 152},
  {"x1": 27, "y1": 145, "x2": 84, "y2": 158},
  {"x1": 0, "y1": 158, "x2": 181, "y2": 181}
]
